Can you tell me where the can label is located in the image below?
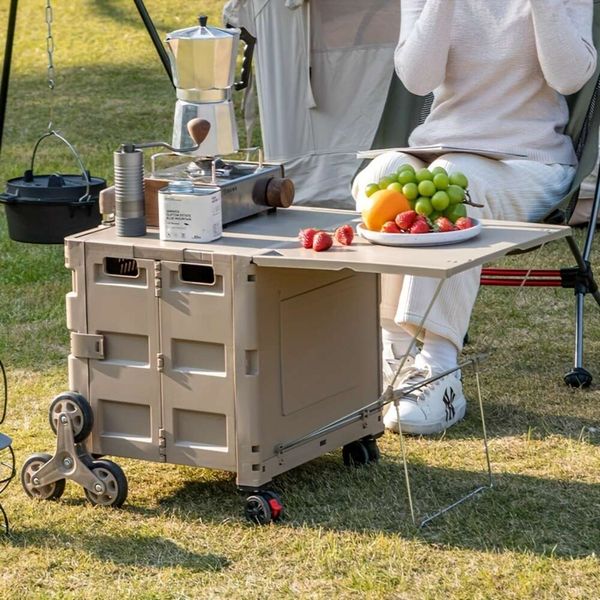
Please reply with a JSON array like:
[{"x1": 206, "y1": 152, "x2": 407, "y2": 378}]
[{"x1": 158, "y1": 187, "x2": 222, "y2": 243}]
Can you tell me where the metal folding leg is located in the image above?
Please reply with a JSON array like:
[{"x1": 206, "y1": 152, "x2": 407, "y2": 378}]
[
  {"x1": 384, "y1": 278, "x2": 493, "y2": 527},
  {"x1": 392, "y1": 357, "x2": 493, "y2": 528}
]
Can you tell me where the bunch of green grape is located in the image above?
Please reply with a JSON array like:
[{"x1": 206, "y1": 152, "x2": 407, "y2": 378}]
[{"x1": 365, "y1": 164, "x2": 470, "y2": 223}]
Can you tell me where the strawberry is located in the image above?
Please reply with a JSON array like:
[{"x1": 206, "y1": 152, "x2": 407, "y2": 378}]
[
  {"x1": 434, "y1": 217, "x2": 456, "y2": 233},
  {"x1": 334, "y1": 224, "x2": 354, "y2": 245},
  {"x1": 395, "y1": 210, "x2": 417, "y2": 231},
  {"x1": 410, "y1": 219, "x2": 431, "y2": 234},
  {"x1": 381, "y1": 220, "x2": 401, "y2": 233},
  {"x1": 455, "y1": 217, "x2": 474, "y2": 230},
  {"x1": 312, "y1": 231, "x2": 333, "y2": 251},
  {"x1": 298, "y1": 227, "x2": 318, "y2": 249}
]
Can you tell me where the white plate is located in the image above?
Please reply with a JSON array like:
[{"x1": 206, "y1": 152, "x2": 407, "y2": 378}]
[{"x1": 357, "y1": 219, "x2": 482, "y2": 247}]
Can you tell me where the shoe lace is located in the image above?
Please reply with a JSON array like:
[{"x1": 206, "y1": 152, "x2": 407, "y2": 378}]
[{"x1": 399, "y1": 366, "x2": 437, "y2": 402}]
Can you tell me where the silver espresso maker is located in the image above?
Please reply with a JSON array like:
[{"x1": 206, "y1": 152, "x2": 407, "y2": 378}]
[{"x1": 166, "y1": 16, "x2": 242, "y2": 157}]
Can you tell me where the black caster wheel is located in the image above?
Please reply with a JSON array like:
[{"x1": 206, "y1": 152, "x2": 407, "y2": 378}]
[
  {"x1": 83, "y1": 460, "x2": 128, "y2": 508},
  {"x1": 48, "y1": 392, "x2": 94, "y2": 443},
  {"x1": 362, "y1": 438, "x2": 381, "y2": 463},
  {"x1": 564, "y1": 367, "x2": 592, "y2": 388},
  {"x1": 21, "y1": 453, "x2": 66, "y2": 501},
  {"x1": 342, "y1": 441, "x2": 370, "y2": 467},
  {"x1": 245, "y1": 493, "x2": 279, "y2": 525},
  {"x1": 262, "y1": 490, "x2": 284, "y2": 522}
]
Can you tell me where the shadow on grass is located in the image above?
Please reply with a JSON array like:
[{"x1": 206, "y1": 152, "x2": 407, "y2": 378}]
[
  {"x1": 148, "y1": 451, "x2": 600, "y2": 559},
  {"x1": 2, "y1": 526, "x2": 229, "y2": 571}
]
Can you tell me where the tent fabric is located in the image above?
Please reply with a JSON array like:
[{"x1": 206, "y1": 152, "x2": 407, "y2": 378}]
[{"x1": 224, "y1": 0, "x2": 400, "y2": 207}]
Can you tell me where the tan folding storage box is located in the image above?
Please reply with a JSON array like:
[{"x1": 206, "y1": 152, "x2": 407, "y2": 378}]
[{"x1": 21, "y1": 209, "x2": 384, "y2": 523}]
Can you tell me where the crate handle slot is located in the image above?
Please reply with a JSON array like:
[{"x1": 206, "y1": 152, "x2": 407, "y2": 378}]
[{"x1": 179, "y1": 263, "x2": 216, "y2": 286}]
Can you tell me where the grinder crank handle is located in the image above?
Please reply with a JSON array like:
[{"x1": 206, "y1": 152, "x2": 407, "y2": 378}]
[{"x1": 122, "y1": 118, "x2": 211, "y2": 154}]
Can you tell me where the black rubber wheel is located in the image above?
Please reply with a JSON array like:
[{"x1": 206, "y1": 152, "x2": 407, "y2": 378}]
[
  {"x1": 245, "y1": 494, "x2": 273, "y2": 525},
  {"x1": 262, "y1": 490, "x2": 284, "y2": 522},
  {"x1": 564, "y1": 368, "x2": 593, "y2": 388},
  {"x1": 362, "y1": 438, "x2": 381, "y2": 463},
  {"x1": 83, "y1": 460, "x2": 128, "y2": 508},
  {"x1": 48, "y1": 392, "x2": 94, "y2": 443},
  {"x1": 21, "y1": 453, "x2": 66, "y2": 501},
  {"x1": 342, "y1": 441, "x2": 370, "y2": 467}
]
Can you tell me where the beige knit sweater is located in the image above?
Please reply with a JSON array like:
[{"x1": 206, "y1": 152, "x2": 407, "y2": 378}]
[{"x1": 396, "y1": 0, "x2": 597, "y2": 165}]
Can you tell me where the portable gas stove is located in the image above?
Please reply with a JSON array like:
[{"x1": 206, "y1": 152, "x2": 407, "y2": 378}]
[{"x1": 146, "y1": 153, "x2": 295, "y2": 226}]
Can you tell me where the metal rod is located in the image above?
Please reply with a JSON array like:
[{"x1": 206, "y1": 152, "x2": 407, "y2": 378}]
[
  {"x1": 475, "y1": 368, "x2": 493, "y2": 487},
  {"x1": 583, "y1": 164, "x2": 600, "y2": 262},
  {"x1": 396, "y1": 402, "x2": 416, "y2": 526},
  {"x1": 574, "y1": 292, "x2": 585, "y2": 369},
  {"x1": 419, "y1": 486, "x2": 489, "y2": 529},
  {"x1": 133, "y1": 0, "x2": 174, "y2": 86},
  {"x1": 417, "y1": 362, "x2": 493, "y2": 528},
  {"x1": 0, "y1": 0, "x2": 19, "y2": 156}
]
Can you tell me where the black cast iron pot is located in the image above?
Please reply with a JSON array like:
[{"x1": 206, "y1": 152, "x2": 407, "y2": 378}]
[{"x1": 0, "y1": 131, "x2": 106, "y2": 244}]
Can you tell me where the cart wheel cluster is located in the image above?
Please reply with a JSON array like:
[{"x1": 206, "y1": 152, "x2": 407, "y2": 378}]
[
  {"x1": 20, "y1": 391, "x2": 128, "y2": 508},
  {"x1": 244, "y1": 490, "x2": 284, "y2": 525},
  {"x1": 342, "y1": 438, "x2": 380, "y2": 467}
]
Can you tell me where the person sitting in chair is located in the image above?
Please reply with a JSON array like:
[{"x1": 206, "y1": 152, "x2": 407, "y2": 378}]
[{"x1": 352, "y1": 0, "x2": 597, "y2": 435}]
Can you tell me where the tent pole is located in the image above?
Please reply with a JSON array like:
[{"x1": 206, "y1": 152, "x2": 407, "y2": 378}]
[
  {"x1": 0, "y1": 0, "x2": 19, "y2": 157},
  {"x1": 133, "y1": 0, "x2": 174, "y2": 87}
]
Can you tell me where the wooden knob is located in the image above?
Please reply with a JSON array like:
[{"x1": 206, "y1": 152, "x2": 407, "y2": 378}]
[
  {"x1": 186, "y1": 118, "x2": 211, "y2": 146},
  {"x1": 265, "y1": 177, "x2": 295, "y2": 208}
]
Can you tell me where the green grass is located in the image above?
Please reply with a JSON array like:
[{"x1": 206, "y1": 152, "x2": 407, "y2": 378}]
[{"x1": 1, "y1": 1, "x2": 600, "y2": 598}]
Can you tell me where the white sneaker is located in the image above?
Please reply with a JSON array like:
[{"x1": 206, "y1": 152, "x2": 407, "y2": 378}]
[{"x1": 383, "y1": 364, "x2": 466, "y2": 435}]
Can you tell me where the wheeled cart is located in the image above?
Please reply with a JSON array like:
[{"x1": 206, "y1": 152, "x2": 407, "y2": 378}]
[
  {"x1": 22, "y1": 208, "x2": 385, "y2": 523},
  {"x1": 21, "y1": 207, "x2": 571, "y2": 524}
]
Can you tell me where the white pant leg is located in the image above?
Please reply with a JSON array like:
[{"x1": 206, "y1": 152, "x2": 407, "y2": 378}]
[{"x1": 395, "y1": 154, "x2": 576, "y2": 350}]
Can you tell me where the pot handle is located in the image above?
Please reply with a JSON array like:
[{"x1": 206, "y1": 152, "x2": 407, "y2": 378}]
[
  {"x1": 29, "y1": 130, "x2": 91, "y2": 202},
  {"x1": 0, "y1": 192, "x2": 18, "y2": 203},
  {"x1": 234, "y1": 27, "x2": 256, "y2": 92}
]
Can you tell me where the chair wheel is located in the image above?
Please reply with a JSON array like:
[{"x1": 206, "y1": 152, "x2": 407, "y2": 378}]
[
  {"x1": 342, "y1": 441, "x2": 370, "y2": 467},
  {"x1": 564, "y1": 367, "x2": 592, "y2": 388},
  {"x1": 21, "y1": 453, "x2": 65, "y2": 501},
  {"x1": 48, "y1": 392, "x2": 94, "y2": 443},
  {"x1": 84, "y1": 460, "x2": 128, "y2": 508}
]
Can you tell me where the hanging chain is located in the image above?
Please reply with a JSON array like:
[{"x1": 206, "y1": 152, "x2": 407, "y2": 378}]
[{"x1": 45, "y1": 0, "x2": 56, "y2": 130}]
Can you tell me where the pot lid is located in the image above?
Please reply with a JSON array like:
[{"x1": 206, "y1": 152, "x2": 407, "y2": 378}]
[
  {"x1": 166, "y1": 15, "x2": 238, "y2": 41},
  {"x1": 9, "y1": 172, "x2": 104, "y2": 190}
]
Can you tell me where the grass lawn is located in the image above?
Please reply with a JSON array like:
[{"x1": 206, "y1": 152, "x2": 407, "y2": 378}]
[{"x1": 1, "y1": 1, "x2": 600, "y2": 598}]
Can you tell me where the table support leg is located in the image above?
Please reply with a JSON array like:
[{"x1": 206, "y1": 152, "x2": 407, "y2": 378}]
[{"x1": 384, "y1": 278, "x2": 494, "y2": 527}]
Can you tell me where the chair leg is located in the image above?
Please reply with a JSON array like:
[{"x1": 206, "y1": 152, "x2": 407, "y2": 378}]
[
  {"x1": 563, "y1": 236, "x2": 597, "y2": 388},
  {"x1": 564, "y1": 291, "x2": 593, "y2": 388}
]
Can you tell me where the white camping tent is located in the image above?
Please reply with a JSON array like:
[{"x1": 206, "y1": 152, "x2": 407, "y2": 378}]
[{"x1": 224, "y1": 0, "x2": 400, "y2": 207}]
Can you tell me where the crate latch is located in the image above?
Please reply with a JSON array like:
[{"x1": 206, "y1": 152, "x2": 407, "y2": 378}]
[{"x1": 71, "y1": 333, "x2": 105, "y2": 360}]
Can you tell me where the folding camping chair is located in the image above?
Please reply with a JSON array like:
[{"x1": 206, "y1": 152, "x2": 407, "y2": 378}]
[{"x1": 368, "y1": 5, "x2": 600, "y2": 389}]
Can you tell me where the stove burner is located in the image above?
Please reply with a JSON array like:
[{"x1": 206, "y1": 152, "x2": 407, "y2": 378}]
[{"x1": 184, "y1": 158, "x2": 261, "y2": 180}]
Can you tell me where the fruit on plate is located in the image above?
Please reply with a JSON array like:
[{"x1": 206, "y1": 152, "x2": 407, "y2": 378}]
[
  {"x1": 364, "y1": 165, "x2": 473, "y2": 226},
  {"x1": 361, "y1": 189, "x2": 411, "y2": 232},
  {"x1": 334, "y1": 224, "x2": 354, "y2": 245},
  {"x1": 395, "y1": 210, "x2": 417, "y2": 231},
  {"x1": 298, "y1": 227, "x2": 318, "y2": 249},
  {"x1": 434, "y1": 216, "x2": 455, "y2": 232},
  {"x1": 444, "y1": 202, "x2": 468, "y2": 223},
  {"x1": 455, "y1": 216, "x2": 475, "y2": 230},
  {"x1": 381, "y1": 220, "x2": 402, "y2": 233},
  {"x1": 312, "y1": 231, "x2": 333, "y2": 251},
  {"x1": 410, "y1": 219, "x2": 431, "y2": 234}
]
